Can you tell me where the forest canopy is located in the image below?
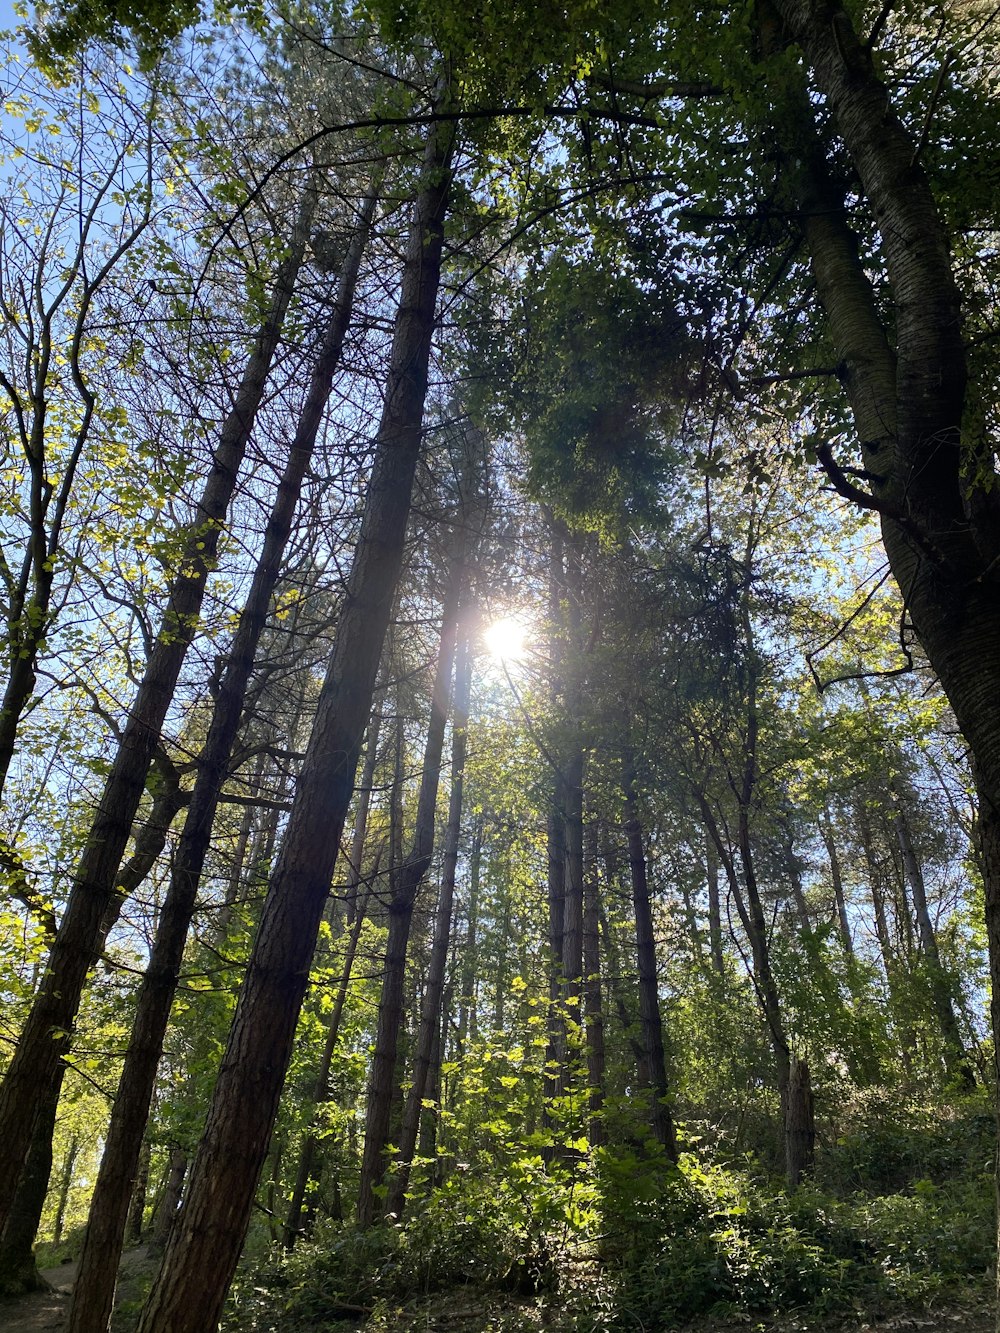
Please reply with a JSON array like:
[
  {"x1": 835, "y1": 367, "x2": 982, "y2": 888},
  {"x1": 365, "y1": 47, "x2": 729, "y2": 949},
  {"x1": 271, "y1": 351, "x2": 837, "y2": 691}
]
[{"x1": 0, "y1": 0, "x2": 998, "y2": 1330}]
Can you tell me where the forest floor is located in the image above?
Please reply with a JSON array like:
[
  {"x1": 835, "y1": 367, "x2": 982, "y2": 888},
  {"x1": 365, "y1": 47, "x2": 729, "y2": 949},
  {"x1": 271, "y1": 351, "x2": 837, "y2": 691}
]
[
  {"x1": 0, "y1": 1245, "x2": 158, "y2": 1332},
  {"x1": 323, "y1": 1294, "x2": 997, "y2": 1332},
  {"x1": 0, "y1": 1259, "x2": 993, "y2": 1332}
]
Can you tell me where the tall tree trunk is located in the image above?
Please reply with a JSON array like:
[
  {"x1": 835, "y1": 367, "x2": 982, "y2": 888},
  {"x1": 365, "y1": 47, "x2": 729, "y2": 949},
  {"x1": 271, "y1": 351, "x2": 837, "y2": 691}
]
[
  {"x1": 387, "y1": 630, "x2": 473, "y2": 1218},
  {"x1": 737, "y1": 577, "x2": 812, "y2": 1187},
  {"x1": 973, "y1": 770, "x2": 1000, "y2": 1328},
  {"x1": 561, "y1": 543, "x2": 585, "y2": 1023},
  {"x1": 0, "y1": 1065, "x2": 64, "y2": 1295},
  {"x1": 126, "y1": 1137, "x2": 150, "y2": 1246},
  {"x1": 0, "y1": 767, "x2": 184, "y2": 1297},
  {"x1": 622, "y1": 750, "x2": 677, "y2": 1159},
  {"x1": 345, "y1": 699, "x2": 384, "y2": 926},
  {"x1": 66, "y1": 185, "x2": 376, "y2": 1333},
  {"x1": 583, "y1": 824, "x2": 605, "y2": 1147},
  {"x1": 785, "y1": 1056, "x2": 815, "y2": 1189},
  {"x1": 418, "y1": 995, "x2": 446, "y2": 1163},
  {"x1": 763, "y1": 0, "x2": 1000, "y2": 1155},
  {"x1": 53, "y1": 1134, "x2": 80, "y2": 1249},
  {"x1": 134, "y1": 115, "x2": 454, "y2": 1333},
  {"x1": 707, "y1": 837, "x2": 725, "y2": 975},
  {"x1": 596, "y1": 895, "x2": 646, "y2": 1071},
  {"x1": 734, "y1": 800, "x2": 810, "y2": 1185},
  {"x1": 283, "y1": 886, "x2": 374, "y2": 1248},
  {"x1": 858, "y1": 807, "x2": 895, "y2": 978},
  {"x1": 782, "y1": 821, "x2": 811, "y2": 932},
  {"x1": 890, "y1": 783, "x2": 972, "y2": 1086},
  {"x1": 544, "y1": 523, "x2": 568, "y2": 1114},
  {"x1": 150, "y1": 1148, "x2": 186, "y2": 1250},
  {"x1": 223, "y1": 781, "x2": 257, "y2": 914},
  {"x1": 820, "y1": 814, "x2": 853, "y2": 959},
  {"x1": 357, "y1": 556, "x2": 465, "y2": 1226},
  {"x1": 0, "y1": 183, "x2": 319, "y2": 1232},
  {"x1": 456, "y1": 819, "x2": 483, "y2": 1056}
]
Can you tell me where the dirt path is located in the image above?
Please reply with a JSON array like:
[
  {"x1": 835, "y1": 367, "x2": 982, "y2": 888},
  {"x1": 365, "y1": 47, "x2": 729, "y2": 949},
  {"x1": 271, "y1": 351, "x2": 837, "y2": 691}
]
[{"x1": 0, "y1": 1247, "x2": 156, "y2": 1333}]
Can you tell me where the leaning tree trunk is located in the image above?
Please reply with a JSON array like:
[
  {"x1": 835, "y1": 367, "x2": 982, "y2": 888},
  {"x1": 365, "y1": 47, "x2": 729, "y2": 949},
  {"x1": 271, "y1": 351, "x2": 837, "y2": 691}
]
[
  {"x1": 0, "y1": 182, "x2": 319, "y2": 1233},
  {"x1": 66, "y1": 187, "x2": 376, "y2": 1333},
  {"x1": 0, "y1": 1065, "x2": 64, "y2": 1295},
  {"x1": 134, "y1": 116, "x2": 454, "y2": 1333},
  {"x1": 0, "y1": 768, "x2": 185, "y2": 1296}
]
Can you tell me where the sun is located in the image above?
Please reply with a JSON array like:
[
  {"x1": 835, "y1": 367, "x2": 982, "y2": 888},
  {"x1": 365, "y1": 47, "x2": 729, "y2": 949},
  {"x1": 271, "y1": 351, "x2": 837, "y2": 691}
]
[{"x1": 483, "y1": 616, "x2": 527, "y2": 661}]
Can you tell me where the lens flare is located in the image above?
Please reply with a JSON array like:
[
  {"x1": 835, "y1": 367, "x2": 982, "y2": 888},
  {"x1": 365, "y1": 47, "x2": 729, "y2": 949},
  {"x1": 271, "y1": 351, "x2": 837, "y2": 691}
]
[{"x1": 483, "y1": 617, "x2": 527, "y2": 661}]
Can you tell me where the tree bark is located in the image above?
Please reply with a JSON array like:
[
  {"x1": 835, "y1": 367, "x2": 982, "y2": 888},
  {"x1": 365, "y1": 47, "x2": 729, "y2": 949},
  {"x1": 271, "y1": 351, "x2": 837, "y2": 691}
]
[
  {"x1": 973, "y1": 768, "x2": 1000, "y2": 1328},
  {"x1": 890, "y1": 780, "x2": 972, "y2": 1086},
  {"x1": 762, "y1": 0, "x2": 1000, "y2": 1134},
  {"x1": 345, "y1": 699, "x2": 384, "y2": 926},
  {"x1": 357, "y1": 562, "x2": 464, "y2": 1227},
  {"x1": 622, "y1": 750, "x2": 677, "y2": 1159},
  {"x1": 150, "y1": 1148, "x2": 186, "y2": 1250},
  {"x1": 0, "y1": 761, "x2": 185, "y2": 1298},
  {"x1": 134, "y1": 114, "x2": 453, "y2": 1333},
  {"x1": 820, "y1": 814, "x2": 853, "y2": 959},
  {"x1": 0, "y1": 1066, "x2": 64, "y2": 1295},
  {"x1": 387, "y1": 630, "x2": 473, "y2": 1218},
  {"x1": 544, "y1": 523, "x2": 568, "y2": 1114},
  {"x1": 785, "y1": 1056, "x2": 815, "y2": 1189},
  {"x1": 707, "y1": 836, "x2": 725, "y2": 975},
  {"x1": 126, "y1": 1137, "x2": 150, "y2": 1246},
  {"x1": 456, "y1": 819, "x2": 483, "y2": 1057},
  {"x1": 561, "y1": 542, "x2": 585, "y2": 1023},
  {"x1": 782, "y1": 821, "x2": 811, "y2": 932},
  {"x1": 582, "y1": 824, "x2": 606, "y2": 1148}
]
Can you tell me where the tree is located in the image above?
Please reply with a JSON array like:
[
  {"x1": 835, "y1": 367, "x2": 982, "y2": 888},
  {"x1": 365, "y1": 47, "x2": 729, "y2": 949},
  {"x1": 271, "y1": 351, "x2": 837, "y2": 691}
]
[
  {"x1": 64, "y1": 168, "x2": 379, "y2": 1333},
  {"x1": 134, "y1": 100, "x2": 456, "y2": 1333},
  {"x1": 0, "y1": 51, "x2": 158, "y2": 804},
  {"x1": 0, "y1": 169, "x2": 319, "y2": 1234}
]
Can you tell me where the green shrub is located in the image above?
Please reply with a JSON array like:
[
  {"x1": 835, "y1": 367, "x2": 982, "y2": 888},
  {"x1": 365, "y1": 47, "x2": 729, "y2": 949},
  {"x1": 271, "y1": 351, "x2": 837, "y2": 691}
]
[
  {"x1": 815, "y1": 1091, "x2": 994, "y2": 1195},
  {"x1": 595, "y1": 1150, "x2": 992, "y2": 1331}
]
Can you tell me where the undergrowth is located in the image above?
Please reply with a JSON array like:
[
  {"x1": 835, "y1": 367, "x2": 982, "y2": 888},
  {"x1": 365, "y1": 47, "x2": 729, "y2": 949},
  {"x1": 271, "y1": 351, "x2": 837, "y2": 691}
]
[{"x1": 223, "y1": 1097, "x2": 994, "y2": 1332}]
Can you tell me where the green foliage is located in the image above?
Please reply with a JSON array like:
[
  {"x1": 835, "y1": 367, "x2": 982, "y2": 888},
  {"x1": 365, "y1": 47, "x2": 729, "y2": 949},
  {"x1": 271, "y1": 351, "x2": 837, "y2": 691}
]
[
  {"x1": 26, "y1": 0, "x2": 267, "y2": 71},
  {"x1": 815, "y1": 1091, "x2": 995, "y2": 1197},
  {"x1": 226, "y1": 1168, "x2": 587, "y2": 1330},
  {"x1": 470, "y1": 247, "x2": 685, "y2": 533},
  {"x1": 230, "y1": 1120, "x2": 994, "y2": 1332},
  {"x1": 597, "y1": 1149, "x2": 992, "y2": 1329}
]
